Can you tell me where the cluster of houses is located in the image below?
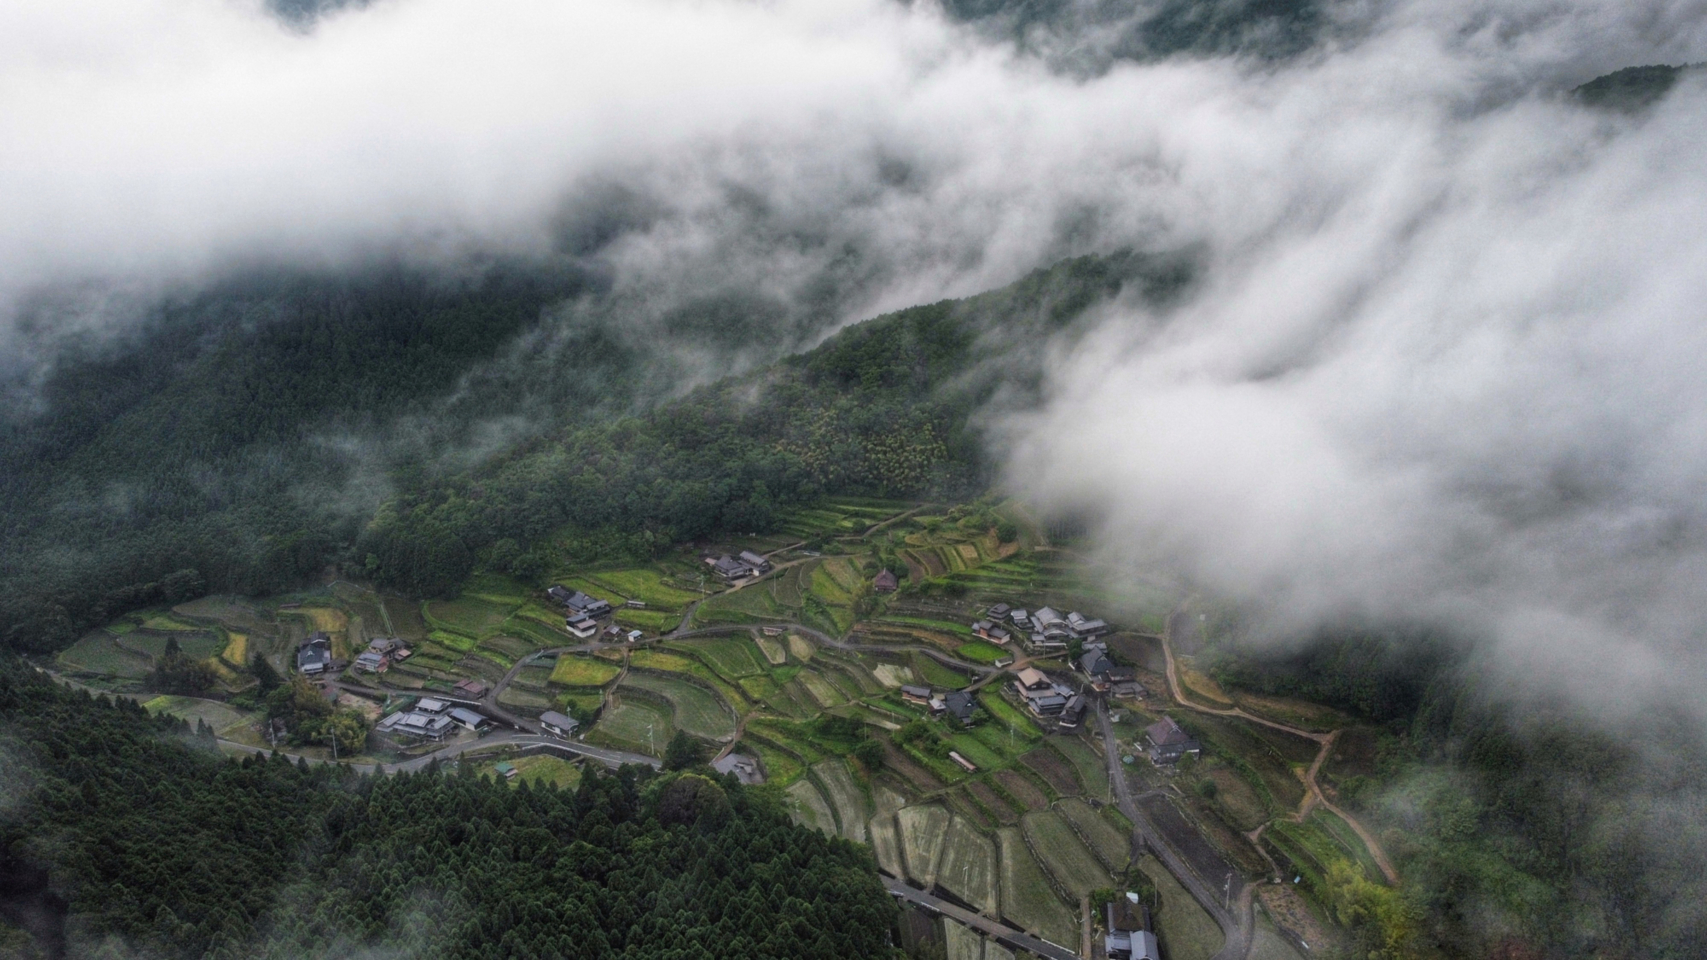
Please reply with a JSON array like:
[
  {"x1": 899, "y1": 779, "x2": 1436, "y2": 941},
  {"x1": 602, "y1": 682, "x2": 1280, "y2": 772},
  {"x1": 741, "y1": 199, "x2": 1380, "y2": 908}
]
[
  {"x1": 1076, "y1": 639, "x2": 1145, "y2": 699},
  {"x1": 1011, "y1": 667, "x2": 1089, "y2": 728},
  {"x1": 900, "y1": 684, "x2": 977, "y2": 726},
  {"x1": 547, "y1": 586, "x2": 615, "y2": 639},
  {"x1": 973, "y1": 603, "x2": 1110, "y2": 655},
  {"x1": 376, "y1": 696, "x2": 492, "y2": 742},
  {"x1": 706, "y1": 550, "x2": 774, "y2": 582},
  {"x1": 296, "y1": 631, "x2": 416, "y2": 677}
]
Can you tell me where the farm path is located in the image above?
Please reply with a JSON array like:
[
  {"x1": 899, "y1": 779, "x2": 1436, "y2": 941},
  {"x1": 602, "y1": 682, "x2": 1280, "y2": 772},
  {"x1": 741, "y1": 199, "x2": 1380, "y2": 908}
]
[
  {"x1": 1160, "y1": 612, "x2": 1400, "y2": 885},
  {"x1": 1097, "y1": 696, "x2": 1248, "y2": 960}
]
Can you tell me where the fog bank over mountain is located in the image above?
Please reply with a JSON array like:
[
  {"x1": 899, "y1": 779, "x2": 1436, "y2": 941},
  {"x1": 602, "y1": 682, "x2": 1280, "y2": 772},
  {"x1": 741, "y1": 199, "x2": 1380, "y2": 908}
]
[{"x1": 7, "y1": 0, "x2": 1707, "y2": 721}]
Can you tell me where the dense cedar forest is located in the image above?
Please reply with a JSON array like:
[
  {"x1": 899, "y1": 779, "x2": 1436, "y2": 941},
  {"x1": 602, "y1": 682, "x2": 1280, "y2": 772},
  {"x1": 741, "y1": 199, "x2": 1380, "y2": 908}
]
[
  {"x1": 0, "y1": 250, "x2": 1188, "y2": 647},
  {"x1": 1207, "y1": 633, "x2": 1707, "y2": 960},
  {"x1": 0, "y1": 659, "x2": 896, "y2": 959}
]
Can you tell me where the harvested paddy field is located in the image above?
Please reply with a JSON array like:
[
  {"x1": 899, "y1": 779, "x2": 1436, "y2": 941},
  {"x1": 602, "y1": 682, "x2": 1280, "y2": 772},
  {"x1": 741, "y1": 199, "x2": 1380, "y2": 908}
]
[
  {"x1": 966, "y1": 780, "x2": 1021, "y2": 824},
  {"x1": 676, "y1": 637, "x2": 766, "y2": 679},
  {"x1": 786, "y1": 779, "x2": 836, "y2": 833},
  {"x1": 994, "y1": 770, "x2": 1049, "y2": 811},
  {"x1": 935, "y1": 815, "x2": 1000, "y2": 916},
  {"x1": 811, "y1": 760, "x2": 871, "y2": 843},
  {"x1": 141, "y1": 696, "x2": 253, "y2": 734},
  {"x1": 996, "y1": 828, "x2": 1079, "y2": 948},
  {"x1": 424, "y1": 598, "x2": 516, "y2": 638},
  {"x1": 871, "y1": 662, "x2": 915, "y2": 688},
  {"x1": 868, "y1": 812, "x2": 904, "y2": 875},
  {"x1": 753, "y1": 633, "x2": 788, "y2": 665},
  {"x1": 120, "y1": 630, "x2": 224, "y2": 661},
  {"x1": 1020, "y1": 746, "x2": 1082, "y2": 796},
  {"x1": 1139, "y1": 855, "x2": 1224, "y2": 960},
  {"x1": 1058, "y1": 798, "x2": 1131, "y2": 871},
  {"x1": 622, "y1": 674, "x2": 736, "y2": 740},
  {"x1": 495, "y1": 754, "x2": 583, "y2": 790},
  {"x1": 1022, "y1": 810, "x2": 1110, "y2": 899},
  {"x1": 1052, "y1": 737, "x2": 1111, "y2": 801},
  {"x1": 898, "y1": 805, "x2": 953, "y2": 888}
]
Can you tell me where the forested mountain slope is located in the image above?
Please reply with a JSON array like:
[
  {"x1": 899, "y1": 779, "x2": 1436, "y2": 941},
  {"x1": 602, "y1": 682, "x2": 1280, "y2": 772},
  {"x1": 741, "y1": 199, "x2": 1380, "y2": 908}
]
[
  {"x1": 0, "y1": 658, "x2": 894, "y2": 959},
  {"x1": 0, "y1": 249, "x2": 1193, "y2": 649}
]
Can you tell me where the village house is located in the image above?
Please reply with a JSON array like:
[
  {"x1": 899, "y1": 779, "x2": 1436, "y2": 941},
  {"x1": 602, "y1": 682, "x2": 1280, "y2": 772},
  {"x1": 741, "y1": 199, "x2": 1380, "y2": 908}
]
[
  {"x1": 1026, "y1": 631, "x2": 1067, "y2": 654},
  {"x1": 1105, "y1": 899, "x2": 1160, "y2": 960},
  {"x1": 712, "y1": 753, "x2": 765, "y2": 785},
  {"x1": 1012, "y1": 666, "x2": 1073, "y2": 718},
  {"x1": 738, "y1": 550, "x2": 773, "y2": 575},
  {"x1": 377, "y1": 710, "x2": 455, "y2": 742},
  {"x1": 354, "y1": 650, "x2": 389, "y2": 673},
  {"x1": 942, "y1": 691, "x2": 977, "y2": 725},
  {"x1": 454, "y1": 678, "x2": 487, "y2": 698},
  {"x1": 1033, "y1": 606, "x2": 1069, "y2": 630},
  {"x1": 448, "y1": 707, "x2": 490, "y2": 733},
  {"x1": 1008, "y1": 608, "x2": 1031, "y2": 628},
  {"x1": 564, "y1": 615, "x2": 597, "y2": 639},
  {"x1": 709, "y1": 555, "x2": 754, "y2": 581},
  {"x1": 1078, "y1": 649, "x2": 1116, "y2": 690},
  {"x1": 296, "y1": 634, "x2": 332, "y2": 676},
  {"x1": 1058, "y1": 694, "x2": 1088, "y2": 729},
  {"x1": 1067, "y1": 611, "x2": 1110, "y2": 636},
  {"x1": 900, "y1": 685, "x2": 933, "y2": 706},
  {"x1": 971, "y1": 620, "x2": 1011, "y2": 643},
  {"x1": 873, "y1": 569, "x2": 899, "y2": 593},
  {"x1": 1145, "y1": 715, "x2": 1202, "y2": 765},
  {"x1": 415, "y1": 697, "x2": 449, "y2": 714},
  {"x1": 539, "y1": 710, "x2": 579, "y2": 738},
  {"x1": 987, "y1": 602, "x2": 1011, "y2": 619}
]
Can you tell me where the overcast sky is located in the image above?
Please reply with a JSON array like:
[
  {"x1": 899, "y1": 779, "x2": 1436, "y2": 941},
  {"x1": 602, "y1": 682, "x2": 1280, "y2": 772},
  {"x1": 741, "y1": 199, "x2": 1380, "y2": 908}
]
[{"x1": 7, "y1": 0, "x2": 1707, "y2": 721}]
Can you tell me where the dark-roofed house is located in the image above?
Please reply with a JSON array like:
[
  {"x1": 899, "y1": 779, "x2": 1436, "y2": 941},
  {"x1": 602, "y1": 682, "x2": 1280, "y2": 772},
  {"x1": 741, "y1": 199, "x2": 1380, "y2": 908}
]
[
  {"x1": 539, "y1": 711, "x2": 578, "y2": 738},
  {"x1": 900, "y1": 685, "x2": 932, "y2": 706},
  {"x1": 564, "y1": 615, "x2": 597, "y2": 639},
  {"x1": 564, "y1": 591, "x2": 612, "y2": 618},
  {"x1": 448, "y1": 707, "x2": 490, "y2": 733},
  {"x1": 738, "y1": 550, "x2": 773, "y2": 574},
  {"x1": 1026, "y1": 631, "x2": 1066, "y2": 653},
  {"x1": 973, "y1": 620, "x2": 1010, "y2": 643},
  {"x1": 873, "y1": 569, "x2": 898, "y2": 593},
  {"x1": 1079, "y1": 650, "x2": 1116, "y2": 690},
  {"x1": 711, "y1": 555, "x2": 753, "y2": 581},
  {"x1": 548, "y1": 585, "x2": 575, "y2": 606},
  {"x1": 1067, "y1": 611, "x2": 1110, "y2": 636},
  {"x1": 1058, "y1": 694, "x2": 1088, "y2": 729},
  {"x1": 713, "y1": 753, "x2": 764, "y2": 785},
  {"x1": 1146, "y1": 715, "x2": 1202, "y2": 765},
  {"x1": 1009, "y1": 608, "x2": 1030, "y2": 627},
  {"x1": 1106, "y1": 900, "x2": 1160, "y2": 960},
  {"x1": 354, "y1": 650, "x2": 389, "y2": 673},
  {"x1": 296, "y1": 634, "x2": 332, "y2": 676},
  {"x1": 988, "y1": 602, "x2": 1011, "y2": 618},
  {"x1": 454, "y1": 678, "x2": 487, "y2": 698},
  {"x1": 942, "y1": 691, "x2": 976, "y2": 725}
]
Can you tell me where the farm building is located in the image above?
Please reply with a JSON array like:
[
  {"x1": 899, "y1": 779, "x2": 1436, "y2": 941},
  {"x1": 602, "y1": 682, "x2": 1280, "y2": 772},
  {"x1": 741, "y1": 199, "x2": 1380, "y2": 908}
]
[
  {"x1": 873, "y1": 569, "x2": 898, "y2": 593},
  {"x1": 539, "y1": 711, "x2": 579, "y2": 738},
  {"x1": 1145, "y1": 716, "x2": 1202, "y2": 765},
  {"x1": 367, "y1": 637, "x2": 402, "y2": 655},
  {"x1": 296, "y1": 634, "x2": 332, "y2": 675},
  {"x1": 415, "y1": 697, "x2": 449, "y2": 714},
  {"x1": 738, "y1": 550, "x2": 773, "y2": 574},
  {"x1": 712, "y1": 753, "x2": 764, "y2": 785},
  {"x1": 448, "y1": 707, "x2": 490, "y2": 732},
  {"x1": 493, "y1": 762, "x2": 517, "y2": 781},
  {"x1": 987, "y1": 602, "x2": 1011, "y2": 618},
  {"x1": 454, "y1": 678, "x2": 487, "y2": 698},
  {"x1": 900, "y1": 685, "x2": 932, "y2": 706},
  {"x1": 948, "y1": 751, "x2": 977, "y2": 773},
  {"x1": 626, "y1": 630, "x2": 644, "y2": 643}
]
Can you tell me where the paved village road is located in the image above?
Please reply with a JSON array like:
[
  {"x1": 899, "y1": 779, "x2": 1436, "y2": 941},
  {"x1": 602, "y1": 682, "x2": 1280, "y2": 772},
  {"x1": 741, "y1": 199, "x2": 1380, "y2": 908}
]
[
  {"x1": 1097, "y1": 697, "x2": 1252, "y2": 960},
  {"x1": 882, "y1": 878, "x2": 1082, "y2": 960}
]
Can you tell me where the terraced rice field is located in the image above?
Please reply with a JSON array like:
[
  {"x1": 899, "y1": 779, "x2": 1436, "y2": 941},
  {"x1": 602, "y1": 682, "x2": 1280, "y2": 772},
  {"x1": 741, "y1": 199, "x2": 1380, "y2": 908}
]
[
  {"x1": 141, "y1": 696, "x2": 252, "y2": 734},
  {"x1": 786, "y1": 779, "x2": 836, "y2": 833},
  {"x1": 494, "y1": 754, "x2": 583, "y2": 790},
  {"x1": 1139, "y1": 855, "x2": 1225, "y2": 960},
  {"x1": 681, "y1": 638, "x2": 766, "y2": 678},
  {"x1": 786, "y1": 634, "x2": 815, "y2": 661},
  {"x1": 946, "y1": 920, "x2": 985, "y2": 960},
  {"x1": 1020, "y1": 746, "x2": 1082, "y2": 796},
  {"x1": 966, "y1": 780, "x2": 1021, "y2": 824},
  {"x1": 589, "y1": 699, "x2": 672, "y2": 756},
  {"x1": 424, "y1": 598, "x2": 516, "y2": 638},
  {"x1": 868, "y1": 813, "x2": 904, "y2": 875},
  {"x1": 548, "y1": 655, "x2": 621, "y2": 687},
  {"x1": 796, "y1": 669, "x2": 847, "y2": 708},
  {"x1": 220, "y1": 633, "x2": 249, "y2": 668},
  {"x1": 580, "y1": 568, "x2": 701, "y2": 611},
  {"x1": 1023, "y1": 810, "x2": 1111, "y2": 899},
  {"x1": 480, "y1": 635, "x2": 538, "y2": 660},
  {"x1": 898, "y1": 805, "x2": 953, "y2": 888},
  {"x1": 1052, "y1": 737, "x2": 1112, "y2": 800},
  {"x1": 936, "y1": 815, "x2": 1000, "y2": 915},
  {"x1": 384, "y1": 597, "x2": 428, "y2": 641},
  {"x1": 753, "y1": 634, "x2": 788, "y2": 665},
  {"x1": 56, "y1": 634, "x2": 145, "y2": 681},
  {"x1": 871, "y1": 663, "x2": 915, "y2": 688},
  {"x1": 910, "y1": 655, "x2": 970, "y2": 689},
  {"x1": 1058, "y1": 798, "x2": 1131, "y2": 871},
  {"x1": 629, "y1": 650, "x2": 697, "y2": 673},
  {"x1": 622, "y1": 674, "x2": 736, "y2": 740},
  {"x1": 120, "y1": 631, "x2": 224, "y2": 661},
  {"x1": 997, "y1": 828, "x2": 1080, "y2": 948},
  {"x1": 811, "y1": 760, "x2": 871, "y2": 842},
  {"x1": 955, "y1": 641, "x2": 1008, "y2": 663},
  {"x1": 994, "y1": 770, "x2": 1050, "y2": 811}
]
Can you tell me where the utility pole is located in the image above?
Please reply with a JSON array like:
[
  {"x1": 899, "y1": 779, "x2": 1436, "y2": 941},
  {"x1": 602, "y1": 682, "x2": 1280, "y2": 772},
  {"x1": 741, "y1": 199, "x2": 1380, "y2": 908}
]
[{"x1": 1224, "y1": 872, "x2": 1232, "y2": 911}]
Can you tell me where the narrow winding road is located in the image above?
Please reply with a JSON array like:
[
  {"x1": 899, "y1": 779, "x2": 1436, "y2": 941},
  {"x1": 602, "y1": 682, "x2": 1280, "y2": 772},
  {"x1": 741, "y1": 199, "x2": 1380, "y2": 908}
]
[{"x1": 1159, "y1": 611, "x2": 1399, "y2": 884}]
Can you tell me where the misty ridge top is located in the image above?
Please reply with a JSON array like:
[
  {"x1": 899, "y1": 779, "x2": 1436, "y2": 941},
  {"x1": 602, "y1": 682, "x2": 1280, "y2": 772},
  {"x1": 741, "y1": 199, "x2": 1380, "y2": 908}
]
[{"x1": 1572, "y1": 63, "x2": 1706, "y2": 110}]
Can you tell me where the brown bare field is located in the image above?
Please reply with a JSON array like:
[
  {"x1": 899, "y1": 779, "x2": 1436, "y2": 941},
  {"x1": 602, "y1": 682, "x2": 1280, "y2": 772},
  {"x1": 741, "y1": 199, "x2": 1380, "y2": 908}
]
[
  {"x1": 1108, "y1": 634, "x2": 1167, "y2": 673},
  {"x1": 1020, "y1": 746, "x2": 1081, "y2": 796},
  {"x1": 1325, "y1": 727, "x2": 1380, "y2": 780},
  {"x1": 994, "y1": 769, "x2": 1048, "y2": 811},
  {"x1": 946, "y1": 788, "x2": 995, "y2": 831},
  {"x1": 966, "y1": 780, "x2": 1021, "y2": 825},
  {"x1": 1206, "y1": 767, "x2": 1269, "y2": 831},
  {"x1": 881, "y1": 740, "x2": 945, "y2": 794}
]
